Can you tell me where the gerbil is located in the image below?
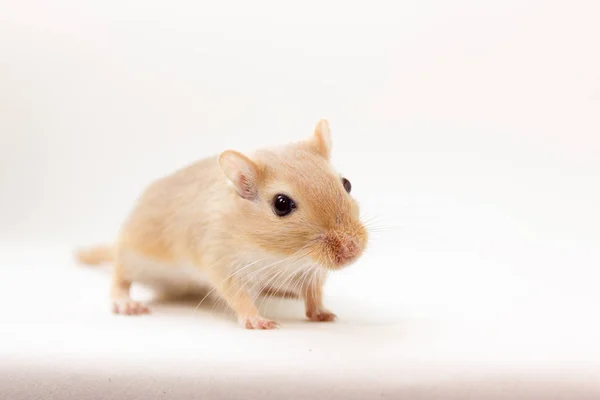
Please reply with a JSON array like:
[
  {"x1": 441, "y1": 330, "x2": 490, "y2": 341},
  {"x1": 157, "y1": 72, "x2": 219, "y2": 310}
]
[{"x1": 76, "y1": 119, "x2": 368, "y2": 329}]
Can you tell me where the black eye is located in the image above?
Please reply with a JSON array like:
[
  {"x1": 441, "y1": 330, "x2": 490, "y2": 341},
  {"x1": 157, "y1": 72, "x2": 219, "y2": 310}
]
[
  {"x1": 342, "y1": 177, "x2": 352, "y2": 193},
  {"x1": 273, "y1": 194, "x2": 296, "y2": 217}
]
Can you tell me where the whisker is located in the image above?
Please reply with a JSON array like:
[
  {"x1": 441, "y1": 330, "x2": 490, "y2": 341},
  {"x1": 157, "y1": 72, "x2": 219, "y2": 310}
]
[
  {"x1": 252, "y1": 266, "x2": 289, "y2": 310},
  {"x1": 267, "y1": 252, "x2": 316, "y2": 310},
  {"x1": 193, "y1": 246, "x2": 312, "y2": 314},
  {"x1": 193, "y1": 256, "x2": 270, "y2": 314},
  {"x1": 265, "y1": 257, "x2": 314, "y2": 314},
  {"x1": 250, "y1": 247, "x2": 314, "y2": 312},
  {"x1": 212, "y1": 259, "x2": 283, "y2": 313},
  {"x1": 284, "y1": 262, "x2": 318, "y2": 315}
]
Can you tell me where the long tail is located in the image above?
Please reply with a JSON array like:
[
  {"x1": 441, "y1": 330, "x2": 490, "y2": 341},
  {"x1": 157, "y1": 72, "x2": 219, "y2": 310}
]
[{"x1": 74, "y1": 244, "x2": 114, "y2": 266}]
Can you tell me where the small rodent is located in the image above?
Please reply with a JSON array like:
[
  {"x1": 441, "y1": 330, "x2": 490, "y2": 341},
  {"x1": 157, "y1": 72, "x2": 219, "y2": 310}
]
[{"x1": 76, "y1": 119, "x2": 368, "y2": 329}]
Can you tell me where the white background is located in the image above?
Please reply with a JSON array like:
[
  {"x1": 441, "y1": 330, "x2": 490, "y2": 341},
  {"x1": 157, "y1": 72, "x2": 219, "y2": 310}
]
[
  {"x1": 1, "y1": 1, "x2": 600, "y2": 397},
  {"x1": 2, "y1": 0, "x2": 599, "y2": 309}
]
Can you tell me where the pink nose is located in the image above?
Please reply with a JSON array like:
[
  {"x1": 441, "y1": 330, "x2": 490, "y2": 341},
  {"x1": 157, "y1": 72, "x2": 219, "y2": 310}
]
[
  {"x1": 338, "y1": 238, "x2": 360, "y2": 260},
  {"x1": 323, "y1": 233, "x2": 362, "y2": 266}
]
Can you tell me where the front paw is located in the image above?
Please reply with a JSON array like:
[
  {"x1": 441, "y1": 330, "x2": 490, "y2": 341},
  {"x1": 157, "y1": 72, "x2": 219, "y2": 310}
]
[
  {"x1": 306, "y1": 308, "x2": 337, "y2": 322},
  {"x1": 240, "y1": 316, "x2": 280, "y2": 330},
  {"x1": 112, "y1": 299, "x2": 150, "y2": 315}
]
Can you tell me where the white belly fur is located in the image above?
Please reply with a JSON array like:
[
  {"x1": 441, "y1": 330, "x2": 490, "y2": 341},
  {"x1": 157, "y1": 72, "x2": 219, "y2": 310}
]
[
  {"x1": 120, "y1": 252, "x2": 212, "y2": 294},
  {"x1": 120, "y1": 251, "x2": 317, "y2": 298}
]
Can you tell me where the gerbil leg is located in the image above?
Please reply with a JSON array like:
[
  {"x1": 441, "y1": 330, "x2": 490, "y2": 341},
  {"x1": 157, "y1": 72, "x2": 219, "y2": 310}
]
[
  {"x1": 110, "y1": 262, "x2": 150, "y2": 315},
  {"x1": 302, "y1": 270, "x2": 337, "y2": 322},
  {"x1": 209, "y1": 271, "x2": 278, "y2": 329}
]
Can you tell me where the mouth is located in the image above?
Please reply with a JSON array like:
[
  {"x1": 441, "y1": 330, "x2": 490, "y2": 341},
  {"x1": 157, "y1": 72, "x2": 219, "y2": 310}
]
[{"x1": 329, "y1": 254, "x2": 360, "y2": 270}]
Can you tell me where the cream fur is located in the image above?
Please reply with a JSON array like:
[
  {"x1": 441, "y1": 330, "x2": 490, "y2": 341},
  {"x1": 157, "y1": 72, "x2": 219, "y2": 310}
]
[{"x1": 76, "y1": 119, "x2": 367, "y2": 329}]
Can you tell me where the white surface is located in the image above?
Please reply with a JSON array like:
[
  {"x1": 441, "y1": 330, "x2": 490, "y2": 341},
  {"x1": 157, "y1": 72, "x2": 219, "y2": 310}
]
[
  {"x1": 1, "y1": 243, "x2": 600, "y2": 399},
  {"x1": 1, "y1": 0, "x2": 600, "y2": 398}
]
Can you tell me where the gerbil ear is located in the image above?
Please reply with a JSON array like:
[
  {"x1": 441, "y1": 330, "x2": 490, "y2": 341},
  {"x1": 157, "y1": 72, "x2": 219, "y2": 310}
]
[
  {"x1": 308, "y1": 119, "x2": 332, "y2": 159},
  {"x1": 218, "y1": 150, "x2": 260, "y2": 200}
]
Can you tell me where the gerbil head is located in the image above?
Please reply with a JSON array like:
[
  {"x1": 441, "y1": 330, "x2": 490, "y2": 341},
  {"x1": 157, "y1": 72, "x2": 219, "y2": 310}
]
[{"x1": 218, "y1": 119, "x2": 367, "y2": 270}]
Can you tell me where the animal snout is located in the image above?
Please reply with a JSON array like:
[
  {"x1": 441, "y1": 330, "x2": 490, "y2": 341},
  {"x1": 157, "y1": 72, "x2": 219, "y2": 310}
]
[
  {"x1": 339, "y1": 238, "x2": 359, "y2": 260},
  {"x1": 322, "y1": 232, "x2": 364, "y2": 268}
]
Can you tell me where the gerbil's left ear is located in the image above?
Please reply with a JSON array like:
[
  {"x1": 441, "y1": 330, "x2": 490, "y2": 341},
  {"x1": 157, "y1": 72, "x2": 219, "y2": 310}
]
[
  {"x1": 218, "y1": 150, "x2": 261, "y2": 200},
  {"x1": 308, "y1": 119, "x2": 332, "y2": 159}
]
